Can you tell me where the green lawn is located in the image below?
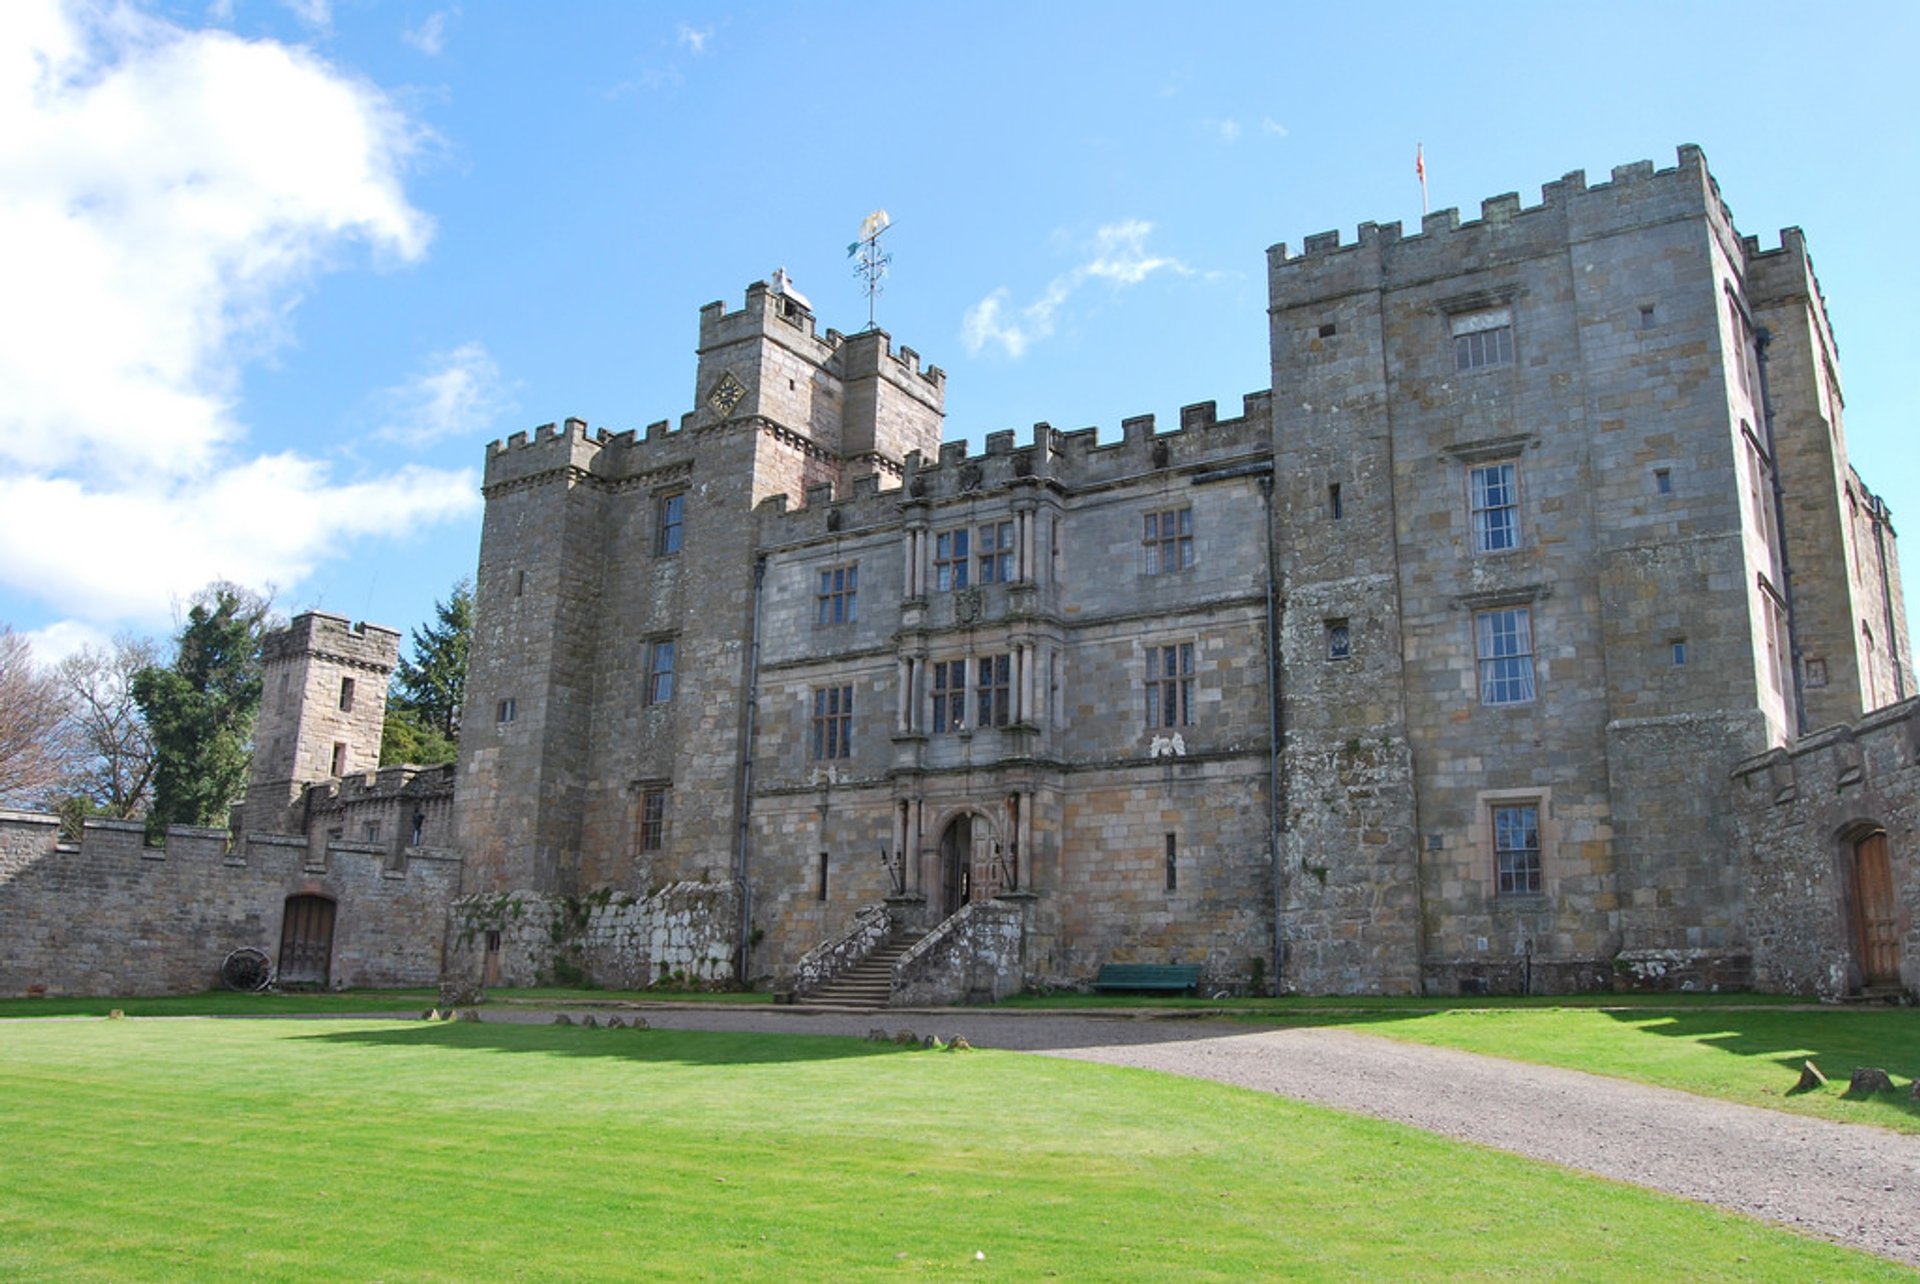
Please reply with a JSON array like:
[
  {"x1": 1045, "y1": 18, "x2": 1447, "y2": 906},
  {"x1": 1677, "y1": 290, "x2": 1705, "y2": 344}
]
[
  {"x1": 0, "y1": 1016, "x2": 1904, "y2": 1280},
  {"x1": 0, "y1": 985, "x2": 764, "y2": 1021},
  {"x1": 1307, "y1": 1004, "x2": 1920, "y2": 1134}
]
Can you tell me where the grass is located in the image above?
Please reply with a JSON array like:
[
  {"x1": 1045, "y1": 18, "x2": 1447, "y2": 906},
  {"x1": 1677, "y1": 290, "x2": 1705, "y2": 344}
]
[
  {"x1": 0, "y1": 1016, "x2": 1904, "y2": 1281},
  {"x1": 0, "y1": 985, "x2": 765, "y2": 1021},
  {"x1": 1306, "y1": 1004, "x2": 1920, "y2": 1134}
]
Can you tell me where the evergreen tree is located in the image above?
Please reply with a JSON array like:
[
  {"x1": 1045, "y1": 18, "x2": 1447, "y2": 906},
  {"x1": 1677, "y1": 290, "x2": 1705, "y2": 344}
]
[
  {"x1": 381, "y1": 578, "x2": 471, "y2": 766},
  {"x1": 131, "y1": 584, "x2": 271, "y2": 840}
]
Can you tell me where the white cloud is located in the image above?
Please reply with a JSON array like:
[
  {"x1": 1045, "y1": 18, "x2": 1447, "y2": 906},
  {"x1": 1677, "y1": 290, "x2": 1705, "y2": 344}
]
[
  {"x1": 281, "y1": 0, "x2": 331, "y2": 30},
  {"x1": 1214, "y1": 118, "x2": 1242, "y2": 143},
  {"x1": 375, "y1": 342, "x2": 517, "y2": 447},
  {"x1": 21, "y1": 619, "x2": 111, "y2": 668},
  {"x1": 1262, "y1": 117, "x2": 1289, "y2": 138},
  {"x1": 677, "y1": 22, "x2": 712, "y2": 54},
  {"x1": 404, "y1": 10, "x2": 452, "y2": 56},
  {"x1": 0, "y1": 0, "x2": 473, "y2": 635},
  {"x1": 963, "y1": 222, "x2": 1190, "y2": 360}
]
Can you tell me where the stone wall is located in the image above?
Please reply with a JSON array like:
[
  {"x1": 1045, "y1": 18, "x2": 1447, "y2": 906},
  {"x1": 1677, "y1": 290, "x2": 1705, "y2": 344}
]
[
  {"x1": 446, "y1": 880, "x2": 739, "y2": 990},
  {"x1": 1733, "y1": 698, "x2": 1920, "y2": 998},
  {"x1": 893, "y1": 899, "x2": 1026, "y2": 1006},
  {"x1": 0, "y1": 811, "x2": 459, "y2": 996}
]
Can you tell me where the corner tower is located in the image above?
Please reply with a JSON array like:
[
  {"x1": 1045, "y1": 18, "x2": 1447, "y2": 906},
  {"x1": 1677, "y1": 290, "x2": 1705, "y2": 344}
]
[{"x1": 244, "y1": 612, "x2": 399, "y2": 834}]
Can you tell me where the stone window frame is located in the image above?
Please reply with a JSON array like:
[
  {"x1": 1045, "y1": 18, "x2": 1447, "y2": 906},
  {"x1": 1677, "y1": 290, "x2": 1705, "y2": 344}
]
[
  {"x1": 1474, "y1": 605, "x2": 1536, "y2": 706},
  {"x1": 934, "y1": 528, "x2": 970, "y2": 592},
  {"x1": 656, "y1": 491, "x2": 686, "y2": 557},
  {"x1": 636, "y1": 783, "x2": 669, "y2": 853},
  {"x1": 497, "y1": 697, "x2": 517, "y2": 724},
  {"x1": 1473, "y1": 786, "x2": 1554, "y2": 901},
  {"x1": 1468, "y1": 459, "x2": 1521, "y2": 554},
  {"x1": 1492, "y1": 800, "x2": 1542, "y2": 895},
  {"x1": 1142, "y1": 507, "x2": 1194, "y2": 576},
  {"x1": 931, "y1": 659, "x2": 967, "y2": 733},
  {"x1": 976, "y1": 520, "x2": 1015, "y2": 585},
  {"x1": 816, "y1": 562, "x2": 858, "y2": 627},
  {"x1": 1325, "y1": 618, "x2": 1352, "y2": 661},
  {"x1": 1145, "y1": 640, "x2": 1195, "y2": 729},
  {"x1": 974, "y1": 654, "x2": 1012, "y2": 729},
  {"x1": 331, "y1": 741, "x2": 348, "y2": 776},
  {"x1": 1451, "y1": 307, "x2": 1514, "y2": 372},
  {"x1": 811, "y1": 684, "x2": 854, "y2": 761},
  {"x1": 646, "y1": 637, "x2": 677, "y2": 705},
  {"x1": 338, "y1": 677, "x2": 356, "y2": 712}
]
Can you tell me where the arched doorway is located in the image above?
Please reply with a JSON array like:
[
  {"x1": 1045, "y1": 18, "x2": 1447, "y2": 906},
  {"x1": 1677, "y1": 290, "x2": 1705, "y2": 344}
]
[
  {"x1": 937, "y1": 813, "x2": 995, "y2": 917},
  {"x1": 278, "y1": 894, "x2": 336, "y2": 989},
  {"x1": 1850, "y1": 830, "x2": 1901, "y2": 988}
]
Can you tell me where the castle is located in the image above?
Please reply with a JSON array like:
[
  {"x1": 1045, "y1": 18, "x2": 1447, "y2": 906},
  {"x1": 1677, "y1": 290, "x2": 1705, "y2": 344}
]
[{"x1": 2, "y1": 146, "x2": 1914, "y2": 1002}]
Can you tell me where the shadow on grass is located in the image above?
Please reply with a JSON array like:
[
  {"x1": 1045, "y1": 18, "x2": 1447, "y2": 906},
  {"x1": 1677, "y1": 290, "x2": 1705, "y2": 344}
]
[{"x1": 296, "y1": 1020, "x2": 916, "y2": 1066}]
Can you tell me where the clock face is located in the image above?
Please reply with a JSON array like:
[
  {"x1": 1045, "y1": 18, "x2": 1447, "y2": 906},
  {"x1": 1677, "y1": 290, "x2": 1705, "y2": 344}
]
[{"x1": 707, "y1": 371, "x2": 746, "y2": 416}]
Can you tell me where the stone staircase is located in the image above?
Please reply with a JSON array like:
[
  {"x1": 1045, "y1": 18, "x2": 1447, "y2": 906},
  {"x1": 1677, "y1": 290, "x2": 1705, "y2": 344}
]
[{"x1": 798, "y1": 932, "x2": 923, "y2": 1009}]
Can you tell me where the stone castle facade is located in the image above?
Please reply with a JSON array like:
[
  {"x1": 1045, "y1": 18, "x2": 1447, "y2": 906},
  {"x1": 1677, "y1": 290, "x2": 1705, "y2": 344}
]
[{"x1": 2, "y1": 146, "x2": 1913, "y2": 1000}]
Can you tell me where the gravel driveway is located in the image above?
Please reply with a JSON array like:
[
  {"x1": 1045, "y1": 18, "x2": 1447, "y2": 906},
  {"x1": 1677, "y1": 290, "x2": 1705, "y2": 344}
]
[{"x1": 535, "y1": 1004, "x2": 1920, "y2": 1267}]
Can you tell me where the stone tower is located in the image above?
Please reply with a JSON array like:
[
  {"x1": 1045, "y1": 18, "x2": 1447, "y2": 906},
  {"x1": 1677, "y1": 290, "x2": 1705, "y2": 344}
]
[
  {"x1": 243, "y1": 612, "x2": 400, "y2": 834},
  {"x1": 455, "y1": 277, "x2": 945, "y2": 903}
]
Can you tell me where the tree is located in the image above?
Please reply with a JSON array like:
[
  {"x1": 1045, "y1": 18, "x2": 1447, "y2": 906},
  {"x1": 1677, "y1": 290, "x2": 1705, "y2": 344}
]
[
  {"x1": 132, "y1": 584, "x2": 271, "y2": 839},
  {"x1": 0, "y1": 625, "x2": 71, "y2": 809},
  {"x1": 382, "y1": 577, "x2": 471, "y2": 766},
  {"x1": 55, "y1": 634, "x2": 161, "y2": 822}
]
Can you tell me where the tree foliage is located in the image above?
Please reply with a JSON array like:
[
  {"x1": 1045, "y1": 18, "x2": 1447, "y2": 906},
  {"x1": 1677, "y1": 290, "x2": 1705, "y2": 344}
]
[
  {"x1": 55, "y1": 634, "x2": 160, "y2": 822},
  {"x1": 382, "y1": 578, "x2": 471, "y2": 766},
  {"x1": 0, "y1": 625, "x2": 71, "y2": 809},
  {"x1": 132, "y1": 584, "x2": 272, "y2": 839}
]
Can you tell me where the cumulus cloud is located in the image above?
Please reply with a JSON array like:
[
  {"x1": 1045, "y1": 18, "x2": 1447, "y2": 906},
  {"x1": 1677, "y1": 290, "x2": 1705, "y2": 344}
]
[
  {"x1": 0, "y1": 0, "x2": 475, "y2": 637},
  {"x1": 403, "y1": 9, "x2": 453, "y2": 56},
  {"x1": 962, "y1": 222, "x2": 1190, "y2": 360},
  {"x1": 677, "y1": 22, "x2": 712, "y2": 54},
  {"x1": 281, "y1": 0, "x2": 331, "y2": 30},
  {"x1": 375, "y1": 342, "x2": 517, "y2": 446}
]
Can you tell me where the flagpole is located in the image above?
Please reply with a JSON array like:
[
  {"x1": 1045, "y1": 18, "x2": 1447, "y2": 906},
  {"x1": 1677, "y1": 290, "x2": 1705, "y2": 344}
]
[{"x1": 1417, "y1": 143, "x2": 1429, "y2": 217}]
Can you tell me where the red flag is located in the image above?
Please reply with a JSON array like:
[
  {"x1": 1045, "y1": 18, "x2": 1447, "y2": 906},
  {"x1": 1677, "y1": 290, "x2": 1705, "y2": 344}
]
[{"x1": 1416, "y1": 143, "x2": 1429, "y2": 215}]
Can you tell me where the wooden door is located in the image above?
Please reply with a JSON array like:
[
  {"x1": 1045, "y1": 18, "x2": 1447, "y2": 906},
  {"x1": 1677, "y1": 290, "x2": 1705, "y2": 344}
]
[
  {"x1": 278, "y1": 895, "x2": 336, "y2": 988},
  {"x1": 1852, "y1": 832, "x2": 1901, "y2": 986}
]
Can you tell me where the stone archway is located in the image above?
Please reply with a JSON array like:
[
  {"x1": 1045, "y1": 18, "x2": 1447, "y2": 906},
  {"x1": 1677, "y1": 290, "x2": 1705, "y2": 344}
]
[{"x1": 936, "y1": 811, "x2": 997, "y2": 918}]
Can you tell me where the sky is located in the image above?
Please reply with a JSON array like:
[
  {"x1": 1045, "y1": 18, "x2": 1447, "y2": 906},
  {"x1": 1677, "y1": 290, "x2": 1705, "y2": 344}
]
[{"x1": 4, "y1": 0, "x2": 1918, "y2": 664}]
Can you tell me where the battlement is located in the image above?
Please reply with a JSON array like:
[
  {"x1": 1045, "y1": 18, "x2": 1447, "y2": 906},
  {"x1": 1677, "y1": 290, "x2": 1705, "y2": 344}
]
[
  {"x1": 752, "y1": 388, "x2": 1273, "y2": 539},
  {"x1": 1268, "y1": 145, "x2": 1728, "y2": 301},
  {"x1": 699, "y1": 278, "x2": 841, "y2": 365},
  {"x1": 303, "y1": 763, "x2": 456, "y2": 807},
  {"x1": 263, "y1": 611, "x2": 400, "y2": 669}
]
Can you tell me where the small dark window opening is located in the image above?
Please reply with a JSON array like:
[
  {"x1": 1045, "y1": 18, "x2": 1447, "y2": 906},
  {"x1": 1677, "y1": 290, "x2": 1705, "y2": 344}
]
[
  {"x1": 484, "y1": 929, "x2": 501, "y2": 954},
  {"x1": 1805, "y1": 657, "x2": 1829, "y2": 688},
  {"x1": 1326, "y1": 619, "x2": 1352, "y2": 661},
  {"x1": 338, "y1": 677, "x2": 355, "y2": 712},
  {"x1": 410, "y1": 812, "x2": 425, "y2": 846},
  {"x1": 818, "y1": 851, "x2": 830, "y2": 901},
  {"x1": 1671, "y1": 639, "x2": 1688, "y2": 666},
  {"x1": 1639, "y1": 305, "x2": 1656, "y2": 330},
  {"x1": 515, "y1": 570, "x2": 526, "y2": 597},
  {"x1": 330, "y1": 742, "x2": 347, "y2": 776},
  {"x1": 498, "y1": 697, "x2": 517, "y2": 723},
  {"x1": 1329, "y1": 482, "x2": 1343, "y2": 520},
  {"x1": 1654, "y1": 468, "x2": 1672, "y2": 494},
  {"x1": 1165, "y1": 832, "x2": 1177, "y2": 892},
  {"x1": 1317, "y1": 322, "x2": 1337, "y2": 338}
]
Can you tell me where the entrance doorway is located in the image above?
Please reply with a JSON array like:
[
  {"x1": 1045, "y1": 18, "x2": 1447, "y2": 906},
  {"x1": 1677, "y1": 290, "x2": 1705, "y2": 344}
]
[
  {"x1": 939, "y1": 813, "x2": 999, "y2": 916},
  {"x1": 278, "y1": 894, "x2": 336, "y2": 988},
  {"x1": 1851, "y1": 830, "x2": 1901, "y2": 987}
]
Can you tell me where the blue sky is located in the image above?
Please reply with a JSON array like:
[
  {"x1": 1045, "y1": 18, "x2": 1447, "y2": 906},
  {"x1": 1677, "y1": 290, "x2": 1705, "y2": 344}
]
[{"x1": 5, "y1": 0, "x2": 1918, "y2": 661}]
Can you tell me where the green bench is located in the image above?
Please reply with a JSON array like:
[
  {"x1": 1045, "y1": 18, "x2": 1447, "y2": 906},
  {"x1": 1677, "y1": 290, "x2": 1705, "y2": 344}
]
[{"x1": 1090, "y1": 963, "x2": 1203, "y2": 995}]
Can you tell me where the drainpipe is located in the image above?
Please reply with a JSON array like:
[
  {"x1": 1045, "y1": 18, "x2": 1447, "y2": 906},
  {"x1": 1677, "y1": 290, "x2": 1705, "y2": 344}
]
[
  {"x1": 1191, "y1": 461, "x2": 1283, "y2": 994},
  {"x1": 1754, "y1": 328, "x2": 1807, "y2": 738},
  {"x1": 734, "y1": 556, "x2": 767, "y2": 982}
]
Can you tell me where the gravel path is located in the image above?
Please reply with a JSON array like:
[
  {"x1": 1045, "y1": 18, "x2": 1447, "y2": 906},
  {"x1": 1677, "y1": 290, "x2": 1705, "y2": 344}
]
[{"x1": 541, "y1": 1005, "x2": 1920, "y2": 1267}]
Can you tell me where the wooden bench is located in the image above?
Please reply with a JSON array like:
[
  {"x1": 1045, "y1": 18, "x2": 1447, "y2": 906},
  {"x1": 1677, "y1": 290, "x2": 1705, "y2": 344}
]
[{"x1": 1090, "y1": 963, "x2": 1203, "y2": 995}]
